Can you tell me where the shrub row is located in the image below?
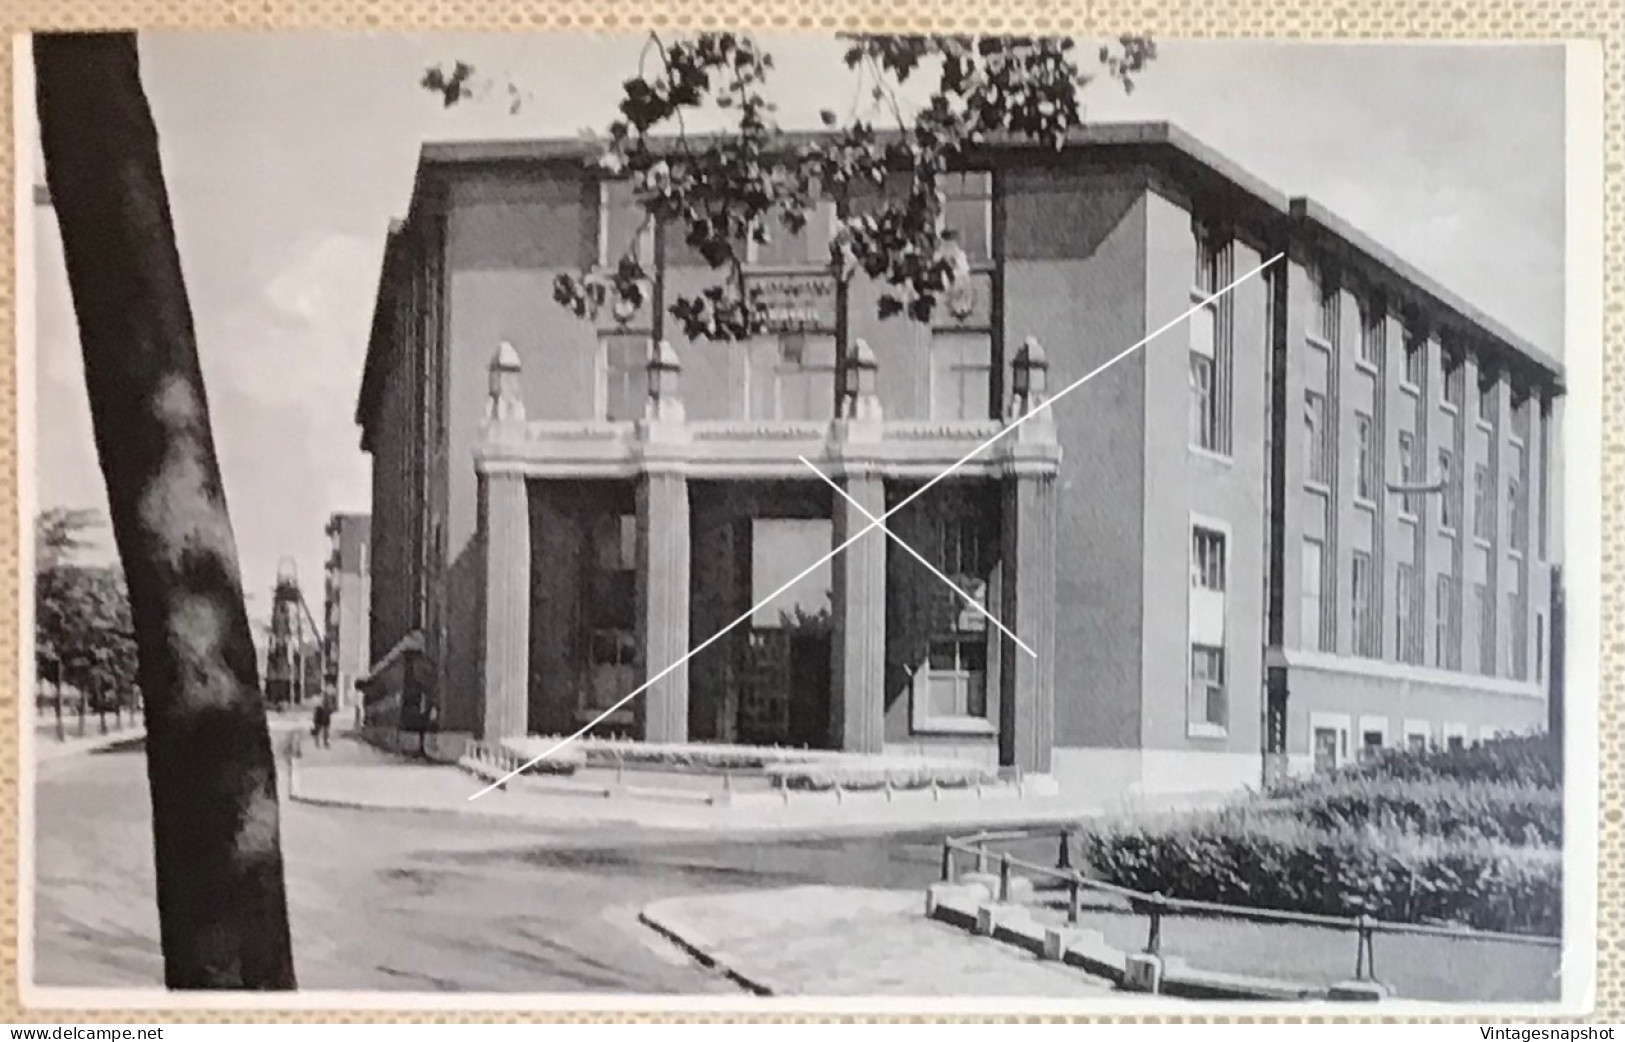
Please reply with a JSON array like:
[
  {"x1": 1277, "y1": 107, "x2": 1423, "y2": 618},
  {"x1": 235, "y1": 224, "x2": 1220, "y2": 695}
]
[
  {"x1": 766, "y1": 760, "x2": 998, "y2": 792},
  {"x1": 1274, "y1": 774, "x2": 1563, "y2": 848},
  {"x1": 1276, "y1": 734, "x2": 1562, "y2": 792},
  {"x1": 1078, "y1": 812, "x2": 1561, "y2": 936}
]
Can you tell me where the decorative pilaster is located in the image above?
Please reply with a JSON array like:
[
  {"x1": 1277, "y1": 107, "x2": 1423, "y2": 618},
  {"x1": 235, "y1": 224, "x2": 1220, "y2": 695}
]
[
  {"x1": 831, "y1": 469, "x2": 887, "y2": 753},
  {"x1": 636, "y1": 469, "x2": 691, "y2": 743},
  {"x1": 1001, "y1": 337, "x2": 1059, "y2": 774},
  {"x1": 478, "y1": 344, "x2": 532, "y2": 741}
]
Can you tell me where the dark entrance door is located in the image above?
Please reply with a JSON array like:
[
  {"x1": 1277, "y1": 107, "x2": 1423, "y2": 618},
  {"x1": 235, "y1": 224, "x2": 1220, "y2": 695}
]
[{"x1": 787, "y1": 632, "x2": 833, "y2": 749}]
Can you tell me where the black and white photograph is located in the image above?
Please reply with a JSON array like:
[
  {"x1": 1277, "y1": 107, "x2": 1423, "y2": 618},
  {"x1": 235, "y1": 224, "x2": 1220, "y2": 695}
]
[{"x1": 18, "y1": 29, "x2": 1603, "y2": 1013}]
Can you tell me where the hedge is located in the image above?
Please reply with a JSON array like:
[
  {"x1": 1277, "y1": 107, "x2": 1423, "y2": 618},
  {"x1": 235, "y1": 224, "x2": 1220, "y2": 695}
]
[
  {"x1": 1079, "y1": 811, "x2": 1561, "y2": 936},
  {"x1": 1280, "y1": 774, "x2": 1562, "y2": 848},
  {"x1": 1275, "y1": 733, "x2": 1562, "y2": 792},
  {"x1": 765, "y1": 760, "x2": 998, "y2": 792}
]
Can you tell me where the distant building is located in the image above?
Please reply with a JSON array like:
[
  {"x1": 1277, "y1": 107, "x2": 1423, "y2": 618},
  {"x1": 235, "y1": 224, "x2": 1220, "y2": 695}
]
[
  {"x1": 354, "y1": 122, "x2": 1564, "y2": 793},
  {"x1": 323, "y1": 513, "x2": 372, "y2": 715}
]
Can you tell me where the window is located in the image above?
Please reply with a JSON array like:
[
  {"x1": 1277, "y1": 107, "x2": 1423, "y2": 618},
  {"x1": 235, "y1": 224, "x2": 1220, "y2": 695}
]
[
  {"x1": 1301, "y1": 538, "x2": 1327, "y2": 652},
  {"x1": 924, "y1": 639, "x2": 989, "y2": 721},
  {"x1": 1396, "y1": 562, "x2": 1423, "y2": 665},
  {"x1": 1402, "y1": 329, "x2": 1426, "y2": 388},
  {"x1": 1439, "y1": 450, "x2": 1457, "y2": 531},
  {"x1": 1316, "y1": 269, "x2": 1340, "y2": 343},
  {"x1": 1443, "y1": 356, "x2": 1464, "y2": 410},
  {"x1": 773, "y1": 333, "x2": 837, "y2": 420},
  {"x1": 1311, "y1": 716, "x2": 1349, "y2": 774},
  {"x1": 1397, "y1": 431, "x2": 1419, "y2": 517},
  {"x1": 1447, "y1": 732, "x2": 1466, "y2": 753},
  {"x1": 1509, "y1": 442, "x2": 1527, "y2": 552},
  {"x1": 1536, "y1": 611, "x2": 1547, "y2": 684},
  {"x1": 1508, "y1": 590, "x2": 1524, "y2": 679},
  {"x1": 1355, "y1": 412, "x2": 1376, "y2": 502},
  {"x1": 937, "y1": 515, "x2": 987, "y2": 582},
  {"x1": 1189, "y1": 307, "x2": 1218, "y2": 450},
  {"x1": 1189, "y1": 224, "x2": 1230, "y2": 455},
  {"x1": 1473, "y1": 464, "x2": 1492, "y2": 541},
  {"x1": 1435, "y1": 573, "x2": 1459, "y2": 670},
  {"x1": 914, "y1": 513, "x2": 993, "y2": 730},
  {"x1": 930, "y1": 331, "x2": 993, "y2": 421},
  {"x1": 1188, "y1": 524, "x2": 1227, "y2": 734},
  {"x1": 1538, "y1": 407, "x2": 1551, "y2": 559},
  {"x1": 1475, "y1": 582, "x2": 1495, "y2": 676},
  {"x1": 600, "y1": 334, "x2": 649, "y2": 421},
  {"x1": 1404, "y1": 722, "x2": 1431, "y2": 754},
  {"x1": 1189, "y1": 645, "x2": 1227, "y2": 732},
  {"x1": 1358, "y1": 298, "x2": 1383, "y2": 367},
  {"x1": 1304, "y1": 391, "x2": 1331, "y2": 486},
  {"x1": 600, "y1": 180, "x2": 655, "y2": 269},
  {"x1": 1352, "y1": 551, "x2": 1377, "y2": 657},
  {"x1": 1361, "y1": 729, "x2": 1386, "y2": 760},
  {"x1": 940, "y1": 171, "x2": 993, "y2": 263},
  {"x1": 749, "y1": 199, "x2": 837, "y2": 267},
  {"x1": 1478, "y1": 376, "x2": 1498, "y2": 426}
]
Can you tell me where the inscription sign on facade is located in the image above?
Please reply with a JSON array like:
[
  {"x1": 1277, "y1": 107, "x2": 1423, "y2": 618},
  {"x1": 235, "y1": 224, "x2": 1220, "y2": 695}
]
[{"x1": 749, "y1": 272, "x2": 838, "y2": 333}]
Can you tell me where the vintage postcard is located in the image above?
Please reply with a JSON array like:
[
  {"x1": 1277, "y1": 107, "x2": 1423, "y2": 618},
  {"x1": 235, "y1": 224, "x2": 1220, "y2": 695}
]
[{"x1": 16, "y1": 30, "x2": 1605, "y2": 1015}]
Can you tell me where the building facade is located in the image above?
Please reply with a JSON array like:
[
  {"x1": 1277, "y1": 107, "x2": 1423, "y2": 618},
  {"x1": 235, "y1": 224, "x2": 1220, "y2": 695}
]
[
  {"x1": 354, "y1": 122, "x2": 1564, "y2": 793},
  {"x1": 323, "y1": 513, "x2": 372, "y2": 716}
]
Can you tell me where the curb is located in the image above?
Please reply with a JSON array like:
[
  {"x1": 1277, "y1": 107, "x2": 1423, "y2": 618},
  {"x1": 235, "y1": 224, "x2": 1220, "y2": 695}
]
[
  {"x1": 636, "y1": 905, "x2": 783, "y2": 996},
  {"x1": 33, "y1": 728, "x2": 146, "y2": 763}
]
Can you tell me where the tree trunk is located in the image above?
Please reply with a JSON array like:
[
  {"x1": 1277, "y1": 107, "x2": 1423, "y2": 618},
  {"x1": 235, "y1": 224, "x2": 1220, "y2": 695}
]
[{"x1": 34, "y1": 32, "x2": 296, "y2": 990}]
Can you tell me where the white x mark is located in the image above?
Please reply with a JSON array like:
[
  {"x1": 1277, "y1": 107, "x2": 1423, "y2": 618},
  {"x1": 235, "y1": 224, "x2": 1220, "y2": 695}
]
[{"x1": 798, "y1": 455, "x2": 1036, "y2": 658}]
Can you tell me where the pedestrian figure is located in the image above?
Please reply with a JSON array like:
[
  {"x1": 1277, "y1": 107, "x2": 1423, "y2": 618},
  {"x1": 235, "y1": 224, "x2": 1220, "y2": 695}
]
[{"x1": 311, "y1": 698, "x2": 332, "y2": 749}]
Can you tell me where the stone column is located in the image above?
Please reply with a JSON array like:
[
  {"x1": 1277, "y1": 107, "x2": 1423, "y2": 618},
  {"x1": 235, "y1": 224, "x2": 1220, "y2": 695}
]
[
  {"x1": 830, "y1": 340, "x2": 886, "y2": 753},
  {"x1": 478, "y1": 342, "x2": 531, "y2": 742},
  {"x1": 479, "y1": 471, "x2": 531, "y2": 742},
  {"x1": 1000, "y1": 338, "x2": 1060, "y2": 773},
  {"x1": 637, "y1": 339, "x2": 691, "y2": 744},
  {"x1": 830, "y1": 468, "x2": 887, "y2": 753},
  {"x1": 636, "y1": 469, "x2": 691, "y2": 743}
]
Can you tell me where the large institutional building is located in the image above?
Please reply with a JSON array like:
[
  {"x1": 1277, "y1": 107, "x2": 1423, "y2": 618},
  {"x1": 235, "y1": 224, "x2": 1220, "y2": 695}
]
[{"x1": 354, "y1": 122, "x2": 1564, "y2": 793}]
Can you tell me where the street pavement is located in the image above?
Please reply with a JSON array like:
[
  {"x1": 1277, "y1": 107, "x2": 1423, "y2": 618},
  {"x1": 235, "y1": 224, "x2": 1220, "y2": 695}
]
[{"x1": 30, "y1": 736, "x2": 956, "y2": 994}]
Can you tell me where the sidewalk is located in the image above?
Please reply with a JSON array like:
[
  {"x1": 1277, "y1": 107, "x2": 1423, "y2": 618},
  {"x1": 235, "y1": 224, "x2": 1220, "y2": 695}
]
[
  {"x1": 639, "y1": 885, "x2": 1115, "y2": 997},
  {"x1": 287, "y1": 752, "x2": 1174, "y2": 835},
  {"x1": 31, "y1": 723, "x2": 146, "y2": 763}
]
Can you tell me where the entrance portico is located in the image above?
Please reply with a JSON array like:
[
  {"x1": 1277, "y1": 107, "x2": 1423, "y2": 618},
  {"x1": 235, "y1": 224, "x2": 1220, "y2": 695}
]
[{"x1": 474, "y1": 336, "x2": 1061, "y2": 771}]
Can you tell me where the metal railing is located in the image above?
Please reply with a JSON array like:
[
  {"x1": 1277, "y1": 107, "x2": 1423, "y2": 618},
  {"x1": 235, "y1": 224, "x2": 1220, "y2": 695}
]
[{"x1": 941, "y1": 826, "x2": 1560, "y2": 985}]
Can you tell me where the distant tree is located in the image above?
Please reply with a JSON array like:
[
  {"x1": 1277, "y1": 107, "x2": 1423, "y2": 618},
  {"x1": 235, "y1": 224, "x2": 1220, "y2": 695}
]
[
  {"x1": 424, "y1": 32, "x2": 1155, "y2": 342},
  {"x1": 34, "y1": 509, "x2": 96, "y2": 704},
  {"x1": 34, "y1": 31, "x2": 295, "y2": 989}
]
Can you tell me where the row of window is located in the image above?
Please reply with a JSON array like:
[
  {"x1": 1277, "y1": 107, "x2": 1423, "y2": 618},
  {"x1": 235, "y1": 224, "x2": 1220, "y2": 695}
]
[
  {"x1": 1301, "y1": 537, "x2": 1545, "y2": 682},
  {"x1": 1310, "y1": 713, "x2": 1504, "y2": 774}
]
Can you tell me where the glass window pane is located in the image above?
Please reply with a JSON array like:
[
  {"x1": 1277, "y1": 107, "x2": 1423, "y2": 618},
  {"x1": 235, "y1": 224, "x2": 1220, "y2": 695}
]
[
  {"x1": 927, "y1": 675, "x2": 961, "y2": 717},
  {"x1": 1189, "y1": 305, "x2": 1217, "y2": 359},
  {"x1": 928, "y1": 641, "x2": 957, "y2": 672},
  {"x1": 965, "y1": 672, "x2": 987, "y2": 719},
  {"x1": 960, "y1": 639, "x2": 987, "y2": 674}
]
